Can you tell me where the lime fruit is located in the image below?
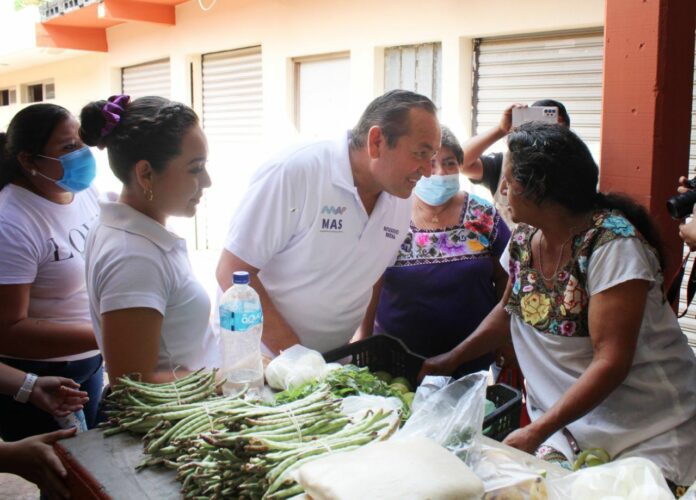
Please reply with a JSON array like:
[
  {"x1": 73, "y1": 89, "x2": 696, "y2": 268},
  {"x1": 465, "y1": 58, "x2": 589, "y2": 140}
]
[
  {"x1": 402, "y1": 392, "x2": 415, "y2": 407},
  {"x1": 390, "y1": 377, "x2": 412, "y2": 391},
  {"x1": 373, "y1": 371, "x2": 393, "y2": 384},
  {"x1": 389, "y1": 382, "x2": 410, "y2": 395}
]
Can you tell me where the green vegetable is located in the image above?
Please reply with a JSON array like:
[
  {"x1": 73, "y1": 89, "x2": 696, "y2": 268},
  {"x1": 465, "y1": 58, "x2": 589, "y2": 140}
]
[
  {"x1": 373, "y1": 371, "x2": 393, "y2": 383},
  {"x1": 572, "y1": 447, "x2": 611, "y2": 471},
  {"x1": 390, "y1": 377, "x2": 412, "y2": 391},
  {"x1": 389, "y1": 383, "x2": 410, "y2": 395}
]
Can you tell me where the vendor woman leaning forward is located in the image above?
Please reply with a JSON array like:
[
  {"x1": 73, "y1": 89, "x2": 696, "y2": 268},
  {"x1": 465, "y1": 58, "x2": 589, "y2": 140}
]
[
  {"x1": 217, "y1": 90, "x2": 441, "y2": 355},
  {"x1": 420, "y1": 123, "x2": 696, "y2": 488}
]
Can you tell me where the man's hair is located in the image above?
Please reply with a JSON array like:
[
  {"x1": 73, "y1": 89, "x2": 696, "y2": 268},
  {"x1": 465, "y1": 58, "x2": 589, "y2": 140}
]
[
  {"x1": 440, "y1": 126, "x2": 464, "y2": 165},
  {"x1": 531, "y1": 99, "x2": 570, "y2": 127},
  {"x1": 350, "y1": 90, "x2": 437, "y2": 149}
]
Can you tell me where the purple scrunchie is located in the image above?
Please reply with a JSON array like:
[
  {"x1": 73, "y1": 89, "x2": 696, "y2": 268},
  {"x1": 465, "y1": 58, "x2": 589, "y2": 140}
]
[{"x1": 100, "y1": 94, "x2": 131, "y2": 138}]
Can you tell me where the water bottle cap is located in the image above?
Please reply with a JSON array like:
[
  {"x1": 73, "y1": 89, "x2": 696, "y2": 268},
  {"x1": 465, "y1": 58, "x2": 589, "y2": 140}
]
[{"x1": 232, "y1": 271, "x2": 250, "y2": 284}]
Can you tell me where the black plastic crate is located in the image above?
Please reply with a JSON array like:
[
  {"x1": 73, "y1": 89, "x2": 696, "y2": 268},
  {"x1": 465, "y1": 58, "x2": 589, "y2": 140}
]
[
  {"x1": 483, "y1": 383, "x2": 522, "y2": 441},
  {"x1": 322, "y1": 334, "x2": 424, "y2": 388},
  {"x1": 322, "y1": 334, "x2": 522, "y2": 441}
]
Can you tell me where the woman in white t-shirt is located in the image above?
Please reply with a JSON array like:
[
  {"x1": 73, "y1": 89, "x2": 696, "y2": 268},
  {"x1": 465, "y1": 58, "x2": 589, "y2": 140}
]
[
  {"x1": 420, "y1": 123, "x2": 696, "y2": 492},
  {"x1": 80, "y1": 95, "x2": 218, "y2": 384},
  {"x1": 0, "y1": 103, "x2": 103, "y2": 440}
]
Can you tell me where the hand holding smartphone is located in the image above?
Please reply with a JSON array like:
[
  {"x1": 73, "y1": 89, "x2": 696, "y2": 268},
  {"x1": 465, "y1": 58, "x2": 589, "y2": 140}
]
[{"x1": 511, "y1": 106, "x2": 559, "y2": 128}]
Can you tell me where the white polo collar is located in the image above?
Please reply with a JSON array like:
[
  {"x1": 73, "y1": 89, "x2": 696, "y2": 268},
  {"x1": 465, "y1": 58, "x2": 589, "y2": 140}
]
[{"x1": 98, "y1": 201, "x2": 182, "y2": 252}]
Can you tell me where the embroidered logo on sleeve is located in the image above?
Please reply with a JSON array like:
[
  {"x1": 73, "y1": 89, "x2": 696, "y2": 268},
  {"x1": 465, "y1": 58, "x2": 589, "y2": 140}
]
[{"x1": 383, "y1": 226, "x2": 400, "y2": 240}]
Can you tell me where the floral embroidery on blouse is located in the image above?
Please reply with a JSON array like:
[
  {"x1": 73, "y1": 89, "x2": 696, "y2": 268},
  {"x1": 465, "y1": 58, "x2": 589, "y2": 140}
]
[
  {"x1": 394, "y1": 194, "x2": 502, "y2": 267},
  {"x1": 505, "y1": 209, "x2": 655, "y2": 337}
]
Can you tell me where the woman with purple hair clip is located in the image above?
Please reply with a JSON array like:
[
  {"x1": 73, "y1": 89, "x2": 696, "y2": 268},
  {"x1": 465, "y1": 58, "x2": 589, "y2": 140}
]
[
  {"x1": 0, "y1": 103, "x2": 104, "y2": 441},
  {"x1": 80, "y1": 95, "x2": 218, "y2": 385}
]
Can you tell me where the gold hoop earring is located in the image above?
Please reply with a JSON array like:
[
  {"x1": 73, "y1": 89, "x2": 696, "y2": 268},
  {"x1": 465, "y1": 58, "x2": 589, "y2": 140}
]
[{"x1": 145, "y1": 188, "x2": 154, "y2": 202}]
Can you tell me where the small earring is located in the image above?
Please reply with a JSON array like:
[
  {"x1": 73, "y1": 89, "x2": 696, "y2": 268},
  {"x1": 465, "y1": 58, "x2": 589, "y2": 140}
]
[
  {"x1": 145, "y1": 188, "x2": 154, "y2": 202},
  {"x1": 30, "y1": 169, "x2": 36, "y2": 176}
]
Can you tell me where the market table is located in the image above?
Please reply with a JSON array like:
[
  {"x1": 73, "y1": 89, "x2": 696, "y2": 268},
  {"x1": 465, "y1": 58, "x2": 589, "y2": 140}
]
[{"x1": 55, "y1": 428, "x2": 567, "y2": 499}]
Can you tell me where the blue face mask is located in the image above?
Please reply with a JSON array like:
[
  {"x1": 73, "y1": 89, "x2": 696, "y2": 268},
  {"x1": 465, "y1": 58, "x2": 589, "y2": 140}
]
[
  {"x1": 34, "y1": 146, "x2": 97, "y2": 193},
  {"x1": 414, "y1": 174, "x2": 460, "y2": 206}
]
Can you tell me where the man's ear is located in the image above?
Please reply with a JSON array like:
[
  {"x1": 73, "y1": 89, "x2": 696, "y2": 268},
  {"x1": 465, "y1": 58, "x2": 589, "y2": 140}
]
[
  {"x1": 133, "y1": 159, "x2": 154, "y2": 191},
  {"x1": 366, "y1": 126, "x2": 383, "y2": 160}
]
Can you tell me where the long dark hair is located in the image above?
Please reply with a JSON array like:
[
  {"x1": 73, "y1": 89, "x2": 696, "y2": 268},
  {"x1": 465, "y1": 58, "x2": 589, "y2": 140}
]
[
  {"x1": 507, "y1": 122, "x2": 664, "y2": 265},
  {"x1": 80, "y1": 96, "x2": 199, "y2": 184},
  {"x1": 0, "y1": 104, "x2": 72, "y2": 190}
]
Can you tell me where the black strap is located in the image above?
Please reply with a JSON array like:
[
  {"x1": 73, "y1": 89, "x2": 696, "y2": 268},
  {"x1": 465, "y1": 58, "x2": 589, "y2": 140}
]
[
  {"x1": 666, "y1": 254, "x2": 688, "y2": 305},
  {"x1": 676, "y1": 253, "x2": 696, "y2": 318}
]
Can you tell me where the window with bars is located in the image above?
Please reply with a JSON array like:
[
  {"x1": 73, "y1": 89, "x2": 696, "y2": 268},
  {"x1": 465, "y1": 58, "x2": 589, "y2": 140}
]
[{"x1": 384, "y1": 42, "x2": 442, "y2": 108}]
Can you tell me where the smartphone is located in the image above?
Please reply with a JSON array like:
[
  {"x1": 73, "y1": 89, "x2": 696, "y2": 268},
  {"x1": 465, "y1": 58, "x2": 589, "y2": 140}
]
[{"x1": 512, "y1": 106, "x2": 559, "y2": 128}]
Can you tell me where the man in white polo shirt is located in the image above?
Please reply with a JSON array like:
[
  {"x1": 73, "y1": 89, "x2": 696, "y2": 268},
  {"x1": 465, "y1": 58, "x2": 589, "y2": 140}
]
[{"x1": 217, "y1": 90, "x2": 441, "y2": 355}]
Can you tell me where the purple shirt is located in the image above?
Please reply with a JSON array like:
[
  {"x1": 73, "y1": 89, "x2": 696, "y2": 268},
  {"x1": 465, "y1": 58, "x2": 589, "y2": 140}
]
[{"x1": 376, "y1": 194, "x2": 510, "y2": 375}]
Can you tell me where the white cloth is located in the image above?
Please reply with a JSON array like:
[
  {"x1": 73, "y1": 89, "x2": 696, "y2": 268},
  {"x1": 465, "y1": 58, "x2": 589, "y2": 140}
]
[
  {"x1": 512, "y1": 237, "x2": 696, "y2": 485},
  {"x1": 0, "y1": 184, "x2": 100, "y2": 362},
  {"x1": 224, "y1": 133, "x2": 412, "y2": 354},
  {"x1": 85, "y1": 202, "x2": 219, "y2": 373}
]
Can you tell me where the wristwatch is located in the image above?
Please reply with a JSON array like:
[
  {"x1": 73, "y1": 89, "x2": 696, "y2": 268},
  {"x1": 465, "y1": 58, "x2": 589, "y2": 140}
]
[{"x1": 14, "y1": 372, "x2": 38, "y2": 403}]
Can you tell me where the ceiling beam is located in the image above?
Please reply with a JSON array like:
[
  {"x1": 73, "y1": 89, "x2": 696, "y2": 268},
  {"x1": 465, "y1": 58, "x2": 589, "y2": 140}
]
[
  {"x1": 98, "y1": 0, "x2": 176, "y2": 25},
  {"x1": 35, "y1": 24, "x2": 108, "y2": 52}
]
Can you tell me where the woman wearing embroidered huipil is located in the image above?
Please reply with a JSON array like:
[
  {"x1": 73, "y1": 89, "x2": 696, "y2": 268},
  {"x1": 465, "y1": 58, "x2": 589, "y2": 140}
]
[
  {"x1": 419, "y1": 123, "x2": 696, "y2": 490},
  {"x1": 360, "y1": 127, "x2": 510, "y2": 375}
]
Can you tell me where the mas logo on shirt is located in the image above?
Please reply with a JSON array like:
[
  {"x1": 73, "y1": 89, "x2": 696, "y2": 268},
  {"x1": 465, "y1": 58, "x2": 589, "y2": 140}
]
[{"x1": 320, "y1": 205, "x2": 346, "y2": 232}]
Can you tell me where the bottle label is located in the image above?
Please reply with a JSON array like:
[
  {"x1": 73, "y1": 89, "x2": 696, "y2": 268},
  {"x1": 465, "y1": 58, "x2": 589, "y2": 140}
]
[{"x1": 220, "y1": 306, "x2": 262, "y2": 332}]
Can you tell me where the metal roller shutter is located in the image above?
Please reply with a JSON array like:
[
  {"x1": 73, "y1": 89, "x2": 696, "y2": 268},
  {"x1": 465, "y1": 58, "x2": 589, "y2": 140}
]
[
  {"x1": 676, "y1": 38, "x2": 696, "y2": 351},
  {"x1": 473, "y1": 30, "x2": 604, "y2": 160},
  {"x1": 200, "y1": 46, "x2": 263, "y2": 250},
  {"x1": 121, "y1": 59, "x2": 171, "y2": 99}
]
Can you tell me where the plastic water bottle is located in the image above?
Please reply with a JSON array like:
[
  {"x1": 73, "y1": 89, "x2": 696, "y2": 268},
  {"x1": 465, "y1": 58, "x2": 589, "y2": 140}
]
[
  {"x1": 54, "y1": 409, "x2": 88, "y2": 433},
  {"x1": 219, "y1": 271, "x2": 264, "y2": 395}
]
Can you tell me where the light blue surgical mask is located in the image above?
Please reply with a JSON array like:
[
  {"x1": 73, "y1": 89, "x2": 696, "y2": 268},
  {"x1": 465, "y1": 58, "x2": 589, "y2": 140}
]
[
  {"x1": 33, "y1": 146, "x2": 97, "y2": 193},
  {"x1": 414, "y1": 174, "x2": 460, "y2": 206}
]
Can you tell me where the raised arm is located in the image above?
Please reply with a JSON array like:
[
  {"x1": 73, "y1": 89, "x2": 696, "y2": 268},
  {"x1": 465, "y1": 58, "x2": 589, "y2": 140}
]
[
  {"x1": 217, "y1": 249, "x2": 301, "y2": 356},
  {"x1": 460, "y1": 104, "x2": 523, "y2": 180}
]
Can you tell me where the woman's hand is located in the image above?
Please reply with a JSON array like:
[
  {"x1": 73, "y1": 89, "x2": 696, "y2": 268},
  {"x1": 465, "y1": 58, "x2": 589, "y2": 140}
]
[
  {"x1": 417, "y1": 351, "x2": 458, "y2": 382},
  {"x1": 30, "y1": 377, "x2": 89, "y2": 417},
  {"x1": 1, "y1": 427, "x2": 76, "y2": 499},
  {"x1": 502, "y1": 425, "x2": 546, "y2": 455}
]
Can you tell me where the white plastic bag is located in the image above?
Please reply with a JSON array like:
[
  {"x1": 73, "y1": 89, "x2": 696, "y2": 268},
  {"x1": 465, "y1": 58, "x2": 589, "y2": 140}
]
[
  {"x1": 546, "y1": 457, "x2": 674, "y2": 500},
  {"x1": 264, "y1": 344, "x2": 327, "y2": 390},
  {"x1": 396, "y1": 371, "x2": 488, "y2": 463}
]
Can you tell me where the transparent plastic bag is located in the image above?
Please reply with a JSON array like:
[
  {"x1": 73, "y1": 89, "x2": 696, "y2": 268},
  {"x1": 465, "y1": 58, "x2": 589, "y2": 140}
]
[
  {"x1": 474, "y1": 441, "x2": 554, "y2": 499},
  {"x1": 264, "y1": 344, "x2": 327, "y2": 390},
  {"x1": 396, "y1": 371, "x2": 488, "y2": 463},
  {"x1": 545, "y1": 457, "x2": 674, "y2": 500}
]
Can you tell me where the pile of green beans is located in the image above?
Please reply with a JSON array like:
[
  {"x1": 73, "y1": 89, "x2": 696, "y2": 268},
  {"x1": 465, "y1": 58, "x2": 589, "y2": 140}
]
[
  {"x1": 101, "y1": 372, "x2": 402, "y2": 499},
  {"x1": 99, "y1": 369, "x2": 230, "y2": 436},
  {"x1": 173, "y1": 386, "x2": 399, "y2": 499}
]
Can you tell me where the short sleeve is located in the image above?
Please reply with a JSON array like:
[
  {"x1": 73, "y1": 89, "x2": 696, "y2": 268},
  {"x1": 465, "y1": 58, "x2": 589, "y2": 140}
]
[
  {"x1": 586, "y1": 237, "x2": 656, "y2": 296},
  {"x1": 0, "y1": 221, "x2": 39, "y2": 284},
  {"x1": 490, "y1": 213, "x2": 511, "y2": 258},
  {"x1": 94, "y1": 252, "x2": 170, "y2": 316},
  {"x1": 224, "y1": 161, "x2": 304, "y2": 269}
]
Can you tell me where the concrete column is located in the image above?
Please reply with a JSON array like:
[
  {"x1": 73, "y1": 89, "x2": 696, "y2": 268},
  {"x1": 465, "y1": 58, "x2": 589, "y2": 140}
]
[{"x1": 599, "y1": 0, "x2": 696, "y2": 282}]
